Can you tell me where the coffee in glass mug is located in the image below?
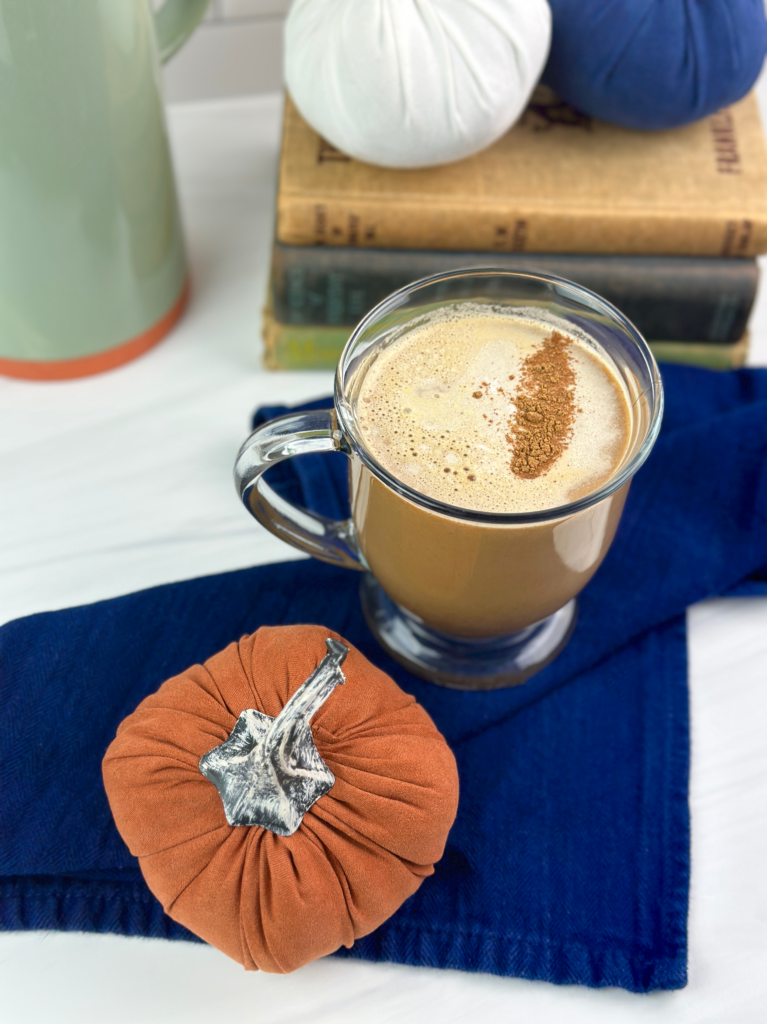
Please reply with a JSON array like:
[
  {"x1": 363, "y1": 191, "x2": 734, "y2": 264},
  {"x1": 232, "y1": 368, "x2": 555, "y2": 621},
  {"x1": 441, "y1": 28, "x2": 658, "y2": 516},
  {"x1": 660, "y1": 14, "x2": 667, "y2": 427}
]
[{"x1": 235, "y1": 271, "x2": 663, "y2": 689}]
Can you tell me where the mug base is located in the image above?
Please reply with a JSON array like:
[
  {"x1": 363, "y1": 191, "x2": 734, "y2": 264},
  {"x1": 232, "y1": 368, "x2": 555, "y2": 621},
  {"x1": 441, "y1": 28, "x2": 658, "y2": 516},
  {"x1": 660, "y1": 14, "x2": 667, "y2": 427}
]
[{"x1": 360, "y1": 574, "x2": 577, "y2": 690}]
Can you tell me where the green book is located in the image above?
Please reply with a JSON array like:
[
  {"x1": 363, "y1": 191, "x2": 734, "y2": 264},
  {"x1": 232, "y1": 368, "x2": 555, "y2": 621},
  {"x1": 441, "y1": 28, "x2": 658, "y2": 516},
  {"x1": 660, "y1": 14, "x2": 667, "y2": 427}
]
[
  {"x1": 262, "y1": 307, "x2": 749, "y2": 372},
  {"x1": 271, "y1": 240, "x2": 758, "y2": 344},
  {"x1": 647, "y1": 336, "x2": 748, "y2": 370}
]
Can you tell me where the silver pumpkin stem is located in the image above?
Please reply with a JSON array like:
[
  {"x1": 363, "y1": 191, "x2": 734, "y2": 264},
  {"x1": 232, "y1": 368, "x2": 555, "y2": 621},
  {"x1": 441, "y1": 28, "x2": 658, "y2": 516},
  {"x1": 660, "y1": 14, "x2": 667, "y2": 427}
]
[{"x1": 199, "y1": 638, "x2": 348, "y2": 836}]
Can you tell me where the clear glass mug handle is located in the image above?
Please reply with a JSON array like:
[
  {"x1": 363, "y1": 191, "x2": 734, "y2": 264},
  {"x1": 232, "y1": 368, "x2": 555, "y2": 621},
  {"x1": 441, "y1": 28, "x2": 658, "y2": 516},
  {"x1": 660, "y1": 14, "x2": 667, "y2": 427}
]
[{"x1": 234, "y1": 409, "x2": 365, "y2": 571}]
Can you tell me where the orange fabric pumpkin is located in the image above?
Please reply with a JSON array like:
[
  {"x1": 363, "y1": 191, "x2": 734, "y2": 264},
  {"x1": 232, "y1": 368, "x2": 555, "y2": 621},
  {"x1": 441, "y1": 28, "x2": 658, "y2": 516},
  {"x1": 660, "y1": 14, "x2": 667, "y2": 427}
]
[{"x1": 102, "y1": 625, "x2": 459, "y2": 972}]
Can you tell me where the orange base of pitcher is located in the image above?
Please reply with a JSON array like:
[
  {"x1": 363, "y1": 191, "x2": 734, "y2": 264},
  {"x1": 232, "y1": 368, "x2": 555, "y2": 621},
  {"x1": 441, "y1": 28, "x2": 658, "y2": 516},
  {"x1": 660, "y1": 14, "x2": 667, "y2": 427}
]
[{"x1": 0, "y1": 280, "x2": 189, "y2": 381}]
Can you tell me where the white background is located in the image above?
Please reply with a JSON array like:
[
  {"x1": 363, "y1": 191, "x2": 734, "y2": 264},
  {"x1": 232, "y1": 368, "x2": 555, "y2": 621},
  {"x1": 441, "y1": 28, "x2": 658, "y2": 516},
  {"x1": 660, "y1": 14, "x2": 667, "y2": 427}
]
[
  {"x1": 161, "y1": 0, "x2": 289, "y2": 102},
  {"x1": 0, "y1": 26, "x2": 766, "y2": 1024}
]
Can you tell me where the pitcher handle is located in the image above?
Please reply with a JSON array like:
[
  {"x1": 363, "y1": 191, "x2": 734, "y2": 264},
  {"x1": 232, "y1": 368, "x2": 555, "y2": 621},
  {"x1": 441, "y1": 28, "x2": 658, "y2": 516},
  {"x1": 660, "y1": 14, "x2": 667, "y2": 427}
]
[
  {"x1": 234, "y1": 409, "x2": 366, "y2": 571},
  {"x1": 154, "y1": 0, "x2": 210, "y2": 63}
]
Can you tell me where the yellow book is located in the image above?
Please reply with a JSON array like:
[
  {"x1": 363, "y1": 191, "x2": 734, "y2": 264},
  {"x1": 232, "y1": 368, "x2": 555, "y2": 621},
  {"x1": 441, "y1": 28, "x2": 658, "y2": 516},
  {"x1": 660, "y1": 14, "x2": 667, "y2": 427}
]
[{"x1": 277, "y1": 88, "x2": 767, "y2": 257}]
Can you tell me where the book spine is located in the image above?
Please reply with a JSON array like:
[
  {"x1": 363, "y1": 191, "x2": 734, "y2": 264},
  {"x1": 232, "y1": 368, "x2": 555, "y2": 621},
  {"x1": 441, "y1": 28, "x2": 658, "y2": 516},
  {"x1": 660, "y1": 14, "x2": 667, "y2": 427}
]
[
  {"x1": 271, "y1": 244, "x2": 758, "y2": 344},
  {"x1": 262, "y1": 315, "x2": 748, "y2": 373},
  {"x1": 276, "y1": 198, "x2": 767, "y2": 259},
  {"x1": 649, "y1": 336, "x2": 748, "y2": 370},
  {"x1": 262, "y1": 313, "x2": 348, "y2": 371}
]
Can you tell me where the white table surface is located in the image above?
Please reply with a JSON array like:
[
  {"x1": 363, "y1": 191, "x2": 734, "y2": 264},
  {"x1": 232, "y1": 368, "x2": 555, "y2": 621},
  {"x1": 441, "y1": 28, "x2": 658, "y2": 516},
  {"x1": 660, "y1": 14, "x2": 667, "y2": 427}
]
[{"x1": 1, "y1": 87, "x2": 766, "y2": 1024}]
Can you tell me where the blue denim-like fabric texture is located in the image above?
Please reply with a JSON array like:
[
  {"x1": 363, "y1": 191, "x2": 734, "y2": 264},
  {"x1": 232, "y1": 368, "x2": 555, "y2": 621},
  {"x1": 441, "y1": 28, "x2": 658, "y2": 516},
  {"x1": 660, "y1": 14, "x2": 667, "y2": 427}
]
[
  {"x1": 543, "y1": 0, "x2": 767, "y2": 130},
  {"x1": 1, "y1": 365, "x2": 766, "y2": 991}
]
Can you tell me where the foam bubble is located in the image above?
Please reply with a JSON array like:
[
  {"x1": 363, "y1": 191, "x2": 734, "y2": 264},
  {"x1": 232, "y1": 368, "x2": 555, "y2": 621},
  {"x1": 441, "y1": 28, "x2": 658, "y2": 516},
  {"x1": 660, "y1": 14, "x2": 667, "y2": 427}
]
[{"x1": 355, "y1": 307, "x2": 631, "y2": 514}]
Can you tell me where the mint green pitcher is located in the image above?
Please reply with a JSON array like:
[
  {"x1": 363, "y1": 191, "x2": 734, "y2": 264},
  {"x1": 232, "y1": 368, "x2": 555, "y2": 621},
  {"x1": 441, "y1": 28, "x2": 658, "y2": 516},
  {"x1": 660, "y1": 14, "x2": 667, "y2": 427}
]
[{"x1": 0, "y1": 0, "x2": 209, "y2": 379}]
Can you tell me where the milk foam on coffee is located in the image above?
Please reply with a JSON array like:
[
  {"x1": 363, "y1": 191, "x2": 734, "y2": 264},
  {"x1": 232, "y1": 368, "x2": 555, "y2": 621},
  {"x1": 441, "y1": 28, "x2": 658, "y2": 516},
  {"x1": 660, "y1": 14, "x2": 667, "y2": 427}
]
[{"x1": 355, "y1": 307, "x2": 631, "y2": 514}]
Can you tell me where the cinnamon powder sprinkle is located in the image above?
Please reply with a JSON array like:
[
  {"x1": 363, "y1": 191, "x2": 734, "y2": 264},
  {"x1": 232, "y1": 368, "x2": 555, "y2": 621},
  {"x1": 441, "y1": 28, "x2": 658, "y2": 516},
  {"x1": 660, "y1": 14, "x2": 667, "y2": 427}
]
[{"x1": 508, "y1": 330, "x2": 576, "y2": 478}]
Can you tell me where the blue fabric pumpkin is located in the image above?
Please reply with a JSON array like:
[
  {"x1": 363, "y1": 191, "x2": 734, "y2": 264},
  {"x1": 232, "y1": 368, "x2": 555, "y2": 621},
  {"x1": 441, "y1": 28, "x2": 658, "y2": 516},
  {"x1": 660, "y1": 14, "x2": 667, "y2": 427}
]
[{"x1": 544, "y1": 0, "x2": 767, "y2": 130}]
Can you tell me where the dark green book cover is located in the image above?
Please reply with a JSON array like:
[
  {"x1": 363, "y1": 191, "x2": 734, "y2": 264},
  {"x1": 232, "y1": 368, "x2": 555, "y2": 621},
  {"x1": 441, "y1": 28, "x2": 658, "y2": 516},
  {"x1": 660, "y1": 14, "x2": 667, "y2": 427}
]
[{"x1": 272, "y1": 242, "x2": 758, "y2": 345}]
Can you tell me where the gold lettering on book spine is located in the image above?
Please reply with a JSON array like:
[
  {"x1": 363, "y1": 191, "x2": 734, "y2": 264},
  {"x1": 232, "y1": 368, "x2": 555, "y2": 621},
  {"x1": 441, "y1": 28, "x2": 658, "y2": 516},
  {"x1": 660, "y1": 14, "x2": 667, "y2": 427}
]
[
  {"x1": 710, "y1": 109, "x2": 742, "y2": 175},
  {"x1": 313, "y1": 204, "x2": 326, "y2": 245},
  {"x1": 722, "y1": 219, "x2": 753, "y2": 256},
  {"x1": 520, "y1": 86, "x2": 593, "y2": 133},
  {"x1": 317, "y1": 137, "x2": 351, "y2": 164}
]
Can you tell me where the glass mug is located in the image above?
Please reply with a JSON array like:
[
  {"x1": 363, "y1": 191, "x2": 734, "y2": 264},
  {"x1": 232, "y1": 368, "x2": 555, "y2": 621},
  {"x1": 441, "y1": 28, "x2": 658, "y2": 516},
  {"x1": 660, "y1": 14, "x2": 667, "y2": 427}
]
[{"x1": 235, "y1": 271, "x2": 663, "y2": 689}]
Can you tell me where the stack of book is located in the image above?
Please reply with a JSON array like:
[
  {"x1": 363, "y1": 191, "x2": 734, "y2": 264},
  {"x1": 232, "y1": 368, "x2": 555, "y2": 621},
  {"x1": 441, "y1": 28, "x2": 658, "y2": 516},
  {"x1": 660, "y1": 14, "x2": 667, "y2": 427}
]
[{"x1": 264, "y1": 87, "x2": 767, "y2": 371}]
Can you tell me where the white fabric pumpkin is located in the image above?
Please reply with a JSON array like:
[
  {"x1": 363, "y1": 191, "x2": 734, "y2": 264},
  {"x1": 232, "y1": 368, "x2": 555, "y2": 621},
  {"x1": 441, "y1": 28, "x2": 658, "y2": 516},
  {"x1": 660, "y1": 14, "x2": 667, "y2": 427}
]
[{"x1": 284, "y1": 0, "x2": 552, "y2": 169}]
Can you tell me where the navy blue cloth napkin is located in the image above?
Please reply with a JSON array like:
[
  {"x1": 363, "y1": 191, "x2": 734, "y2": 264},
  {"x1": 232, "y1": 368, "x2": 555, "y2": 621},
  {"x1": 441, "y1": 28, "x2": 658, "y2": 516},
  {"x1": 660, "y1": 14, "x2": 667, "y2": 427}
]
[{"x1": 2, "y1": 365, "x2": 767, "y2": 992}]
